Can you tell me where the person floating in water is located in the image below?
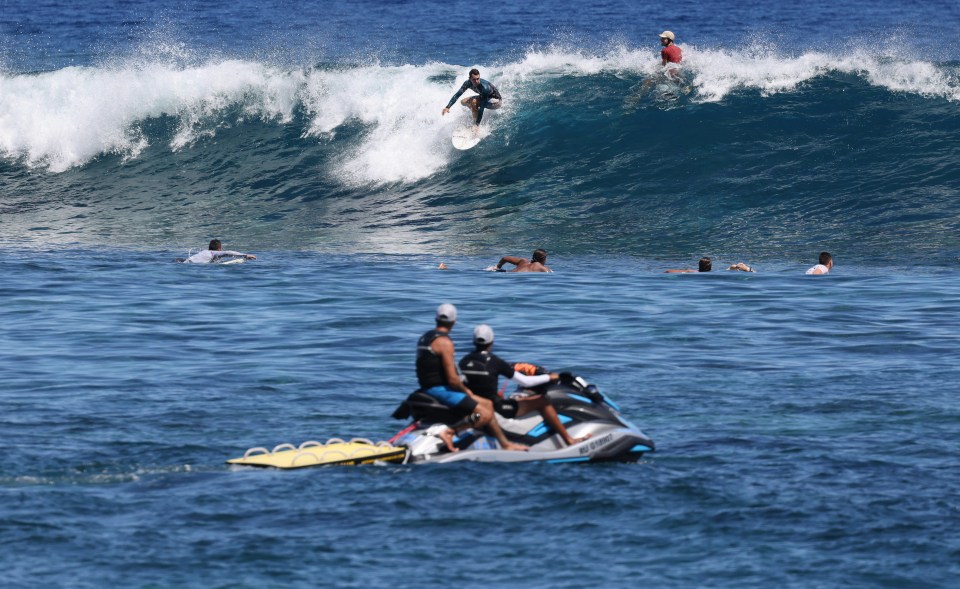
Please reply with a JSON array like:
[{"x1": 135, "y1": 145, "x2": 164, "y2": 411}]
[
  {"x1": 442, "y1": 68, "x2": 502, "y2": 128},
  {"x1": 665, "y1": 257, "x2": 713, "y2": 273},
  {"x1": 493, "y1": 249, "x2": 551, "y2": 273},
  {"x1": 806, "y1": 252, "x2": 833, "y2": 275},
  {"x1": 665, "y1": 257, "x2": 754, "y2": 273},
  {"x1": 180, "y1": 239, "x2": 256, "y2": 263}
]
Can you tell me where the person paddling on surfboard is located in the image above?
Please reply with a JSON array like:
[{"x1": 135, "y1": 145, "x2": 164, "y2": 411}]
[
  {"x1": 180, "y1": 239, "x2": 256, "y2": 263},
  {"x1": 442, "y1": 68, "x2": 502, "y2": 132},
  {"x1": 491, "y1": 249, "x2": 551, "y2": 273}
]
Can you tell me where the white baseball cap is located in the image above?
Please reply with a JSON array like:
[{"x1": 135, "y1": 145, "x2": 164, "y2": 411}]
[
  {"x1": 660, "y1": 31, "x2": 675, "y2": 40},
  {"x1": 436, "y1": 303, "x2": 457, "y2": 322},
  {"x1": 473, "y1": 324, "x2": 494, "y2": 345}
]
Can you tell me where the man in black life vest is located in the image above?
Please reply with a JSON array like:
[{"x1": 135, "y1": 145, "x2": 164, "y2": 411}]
[{"x1": 416, "y1": 304, "x2": 528, "y2": 452}]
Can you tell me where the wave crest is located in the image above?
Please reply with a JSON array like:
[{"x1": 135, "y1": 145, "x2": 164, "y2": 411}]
[{"x1": 1, "y1": 43, "x2": 957, "y2": 178}]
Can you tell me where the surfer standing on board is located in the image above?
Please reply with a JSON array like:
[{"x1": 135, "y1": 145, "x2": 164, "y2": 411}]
[{"x1": 442, "y1": 68, "x2": 502, "y2": 130}]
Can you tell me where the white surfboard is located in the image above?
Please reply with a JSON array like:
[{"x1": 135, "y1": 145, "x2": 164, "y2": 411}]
[
  {"x1": 217, "y1": 257, "x2": 246, "y2": 265},
  {"x1": 452, "y1": 126, "x2": 482, "y2": 150}
]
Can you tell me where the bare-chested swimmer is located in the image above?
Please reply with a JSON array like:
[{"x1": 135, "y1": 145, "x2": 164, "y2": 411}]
[{"x1": 493, "y1": 249, "x2": 551, "y2": 273}]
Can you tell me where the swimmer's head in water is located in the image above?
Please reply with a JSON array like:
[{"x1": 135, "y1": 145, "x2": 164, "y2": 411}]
[
  {"x1": 209, "y1": 239, "x2": 222, "y2": 250},
  {"x1": 699, "y1": 257, "x2": 712, "y2": 272},
  {"x1": 532, "y1": 249, "x2": 547, "y2": 264}
]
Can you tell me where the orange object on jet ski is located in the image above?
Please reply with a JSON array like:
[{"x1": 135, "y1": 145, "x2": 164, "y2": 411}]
[{"x1": 513, "y1": 362, "x2": 543, "y2": 376}]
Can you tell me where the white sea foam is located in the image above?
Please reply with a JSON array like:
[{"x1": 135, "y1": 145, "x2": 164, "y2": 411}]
[
  {"x1": 1, "y1": 45, "x2": 956, "y2": 177},
  {"x1": 0, "y1": 60, "x2": 300, "y2": 172},
  {"x1": 300, "y1": 62, "x2": 475, "y2": 185}
]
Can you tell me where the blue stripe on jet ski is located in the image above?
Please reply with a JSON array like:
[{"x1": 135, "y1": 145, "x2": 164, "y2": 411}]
[
  {"x1": 527, "y1": 423, "x2": 549, "y2": 437},
  {"x1": 605, "y1": 397, "x2": 621, "y2": 411},
  {"x1": 569, "y1": 394, "x2": 592, "y2": 404},
  {"x1": 528, "y1": 414, "x2": 573, "y2": 438},
  {"x1": 547, "y1": 457, "x2": 591, "y2": 464},
  {"x1": 630, "y1": 445, "x2": 652, "y2": 453}
]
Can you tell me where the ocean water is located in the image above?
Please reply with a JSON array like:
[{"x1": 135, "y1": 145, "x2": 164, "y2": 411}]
[{"x1": 2, "y1": 1, "x2": 960, "y2": 587}]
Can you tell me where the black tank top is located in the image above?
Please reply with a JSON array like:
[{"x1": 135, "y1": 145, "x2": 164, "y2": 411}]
[{"x1": 416, "y1": 329, "x2": 449, "y2": 389}]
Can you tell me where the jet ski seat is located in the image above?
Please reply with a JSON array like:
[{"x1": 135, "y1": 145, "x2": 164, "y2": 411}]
[{"x1": 391, "y1": 390, "x2": 467, "y2": 425}]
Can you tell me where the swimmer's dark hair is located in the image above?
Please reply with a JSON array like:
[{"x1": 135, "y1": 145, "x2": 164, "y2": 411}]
[
  {"x1": 435, "y1": 318, "x2": 456, "y2": 329},
  {"x1": 699, "y1": 257, "x2": 712, "y2": 272},
  {"x1": 469, "y1": 68, "x2": 480, "y2": 76},
  {"x1": 819, "y1": 252, "x2": 832, "y2": 265},
  {"x1": 209, "y1": 239, "x2": 222, "y2": 250},
  {"x1": 532, "y1": 249, "x2": 547, "y2": 264}
]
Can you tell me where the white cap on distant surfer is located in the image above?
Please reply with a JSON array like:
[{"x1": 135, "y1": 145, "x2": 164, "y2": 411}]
[{"x1": 659, "y1": 30, "x2": 682, "y2": 66}]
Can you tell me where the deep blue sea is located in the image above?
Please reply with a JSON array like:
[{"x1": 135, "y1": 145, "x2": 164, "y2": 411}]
[{"x1": 2, "y1": 1, "x2": 960, "y2": 587}]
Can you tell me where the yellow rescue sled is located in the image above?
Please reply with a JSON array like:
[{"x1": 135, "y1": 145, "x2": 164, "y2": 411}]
[{"x1": 227, "y1": 438, "x2": 407, "y2": 469}]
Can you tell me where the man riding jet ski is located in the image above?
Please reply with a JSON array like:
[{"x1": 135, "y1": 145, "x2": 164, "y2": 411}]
[{"x1": 391, "y1": 371, "x2": 655, "y2": 464}]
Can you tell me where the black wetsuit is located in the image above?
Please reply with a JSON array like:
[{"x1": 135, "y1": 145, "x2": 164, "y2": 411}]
[{"x1": 446, "y1": 78, "x2": 502, "y2": 124}]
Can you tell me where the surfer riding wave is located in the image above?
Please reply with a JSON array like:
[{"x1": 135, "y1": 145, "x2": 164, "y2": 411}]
[{"x1": 442, "y1": 68, "x2": 502, "y2": 128}]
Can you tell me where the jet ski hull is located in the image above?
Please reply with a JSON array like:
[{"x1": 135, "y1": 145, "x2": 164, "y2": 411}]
[{"x1": 392, "y1": 374, "x2": 655, "y2": 464}]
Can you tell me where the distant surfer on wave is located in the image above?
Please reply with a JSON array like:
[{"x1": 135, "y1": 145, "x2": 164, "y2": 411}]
[
  {"x1": 180, "y1": 239, "x2": 256, "y2": 263},
  {"x1": 637, "y1": 30, "x2": 685, "y2": 100},
  {"x1": 442, "y1": 68, "x2": 502, "y2": 131},
  {"x1": 659, "y1": 30, "x2": 682, "y2": 71}
]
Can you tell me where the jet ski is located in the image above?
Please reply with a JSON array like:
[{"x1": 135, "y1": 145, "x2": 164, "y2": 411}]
[{"x1": 390, "y1": 373, "x2": 655, "y2": 464}]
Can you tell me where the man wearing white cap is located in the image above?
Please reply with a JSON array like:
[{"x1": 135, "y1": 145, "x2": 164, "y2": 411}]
[
  {"x1": 659, "y1": 31, "x2": 682, "y2": 67},
  {"x1": 459, "y1": 324, "x2": 591, "y2": 447},
  {"x1": 416, "y1": 304, "x2": 528, "y2": 452}
]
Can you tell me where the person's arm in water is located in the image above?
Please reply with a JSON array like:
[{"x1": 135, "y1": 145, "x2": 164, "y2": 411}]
[
  {"x1": 441, "y1": 80, "x2": 471, "y2": 116},
  {"x1": 496, "y1": 256, "x2": 525, "y2": 270}
]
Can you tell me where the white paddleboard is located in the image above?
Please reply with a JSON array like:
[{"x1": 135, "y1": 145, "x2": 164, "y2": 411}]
[{"x1": 452, "y1": 126, "x2": 482, "y2": 150}]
